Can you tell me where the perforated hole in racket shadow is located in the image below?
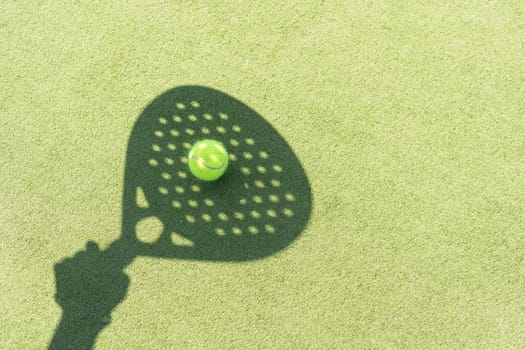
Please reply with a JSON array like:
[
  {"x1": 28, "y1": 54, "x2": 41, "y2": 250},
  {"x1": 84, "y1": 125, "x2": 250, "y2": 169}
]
[{"x1": 49, "y1": 86, "x2": 312, "y2": 349}]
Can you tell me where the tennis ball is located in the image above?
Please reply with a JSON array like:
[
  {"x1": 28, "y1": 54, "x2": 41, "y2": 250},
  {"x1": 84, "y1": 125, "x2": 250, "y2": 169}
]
[{"x1": 188, "y1": 140, "x2": 229, "y2": 181}]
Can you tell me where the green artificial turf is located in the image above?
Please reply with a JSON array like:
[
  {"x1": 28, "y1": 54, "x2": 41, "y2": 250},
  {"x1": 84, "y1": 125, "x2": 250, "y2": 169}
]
[{"x1": 1, "y1": 1, "x2": 525, "y2": 349}]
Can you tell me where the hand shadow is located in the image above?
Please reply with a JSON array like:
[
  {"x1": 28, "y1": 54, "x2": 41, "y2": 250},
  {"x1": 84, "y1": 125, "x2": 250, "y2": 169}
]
[{"x1": 48, "y1": 241, "x2": 129, "y2": 350}]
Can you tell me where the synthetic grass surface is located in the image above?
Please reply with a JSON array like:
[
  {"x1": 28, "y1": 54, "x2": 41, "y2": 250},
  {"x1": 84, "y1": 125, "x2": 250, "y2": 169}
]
[{"x1": 1, "y1": 1, "x2": 525, "y2": 349}]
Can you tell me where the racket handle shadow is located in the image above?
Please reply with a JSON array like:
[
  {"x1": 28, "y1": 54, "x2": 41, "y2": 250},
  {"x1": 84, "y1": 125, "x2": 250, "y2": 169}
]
[{"x1": 102, "y1": 234, "x2": 199, "y2": 270}]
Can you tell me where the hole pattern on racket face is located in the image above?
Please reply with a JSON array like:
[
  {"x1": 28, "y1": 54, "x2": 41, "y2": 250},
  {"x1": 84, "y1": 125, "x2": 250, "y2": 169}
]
[
  {"x1": 124, "y1": 87, "x2": 311, "y2": 261},
  {"x1": 147, "y1": 105, "x2": 296, "y2": 234}
]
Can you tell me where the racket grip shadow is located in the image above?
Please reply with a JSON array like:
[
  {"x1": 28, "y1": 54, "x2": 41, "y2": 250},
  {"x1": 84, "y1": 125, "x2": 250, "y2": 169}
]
[
  {"x1": 49, "y1": 240, "x2": 133, "y2": 350},
  {"x1": 49, "y1": 235, "x2": 196, "y2": 349}
]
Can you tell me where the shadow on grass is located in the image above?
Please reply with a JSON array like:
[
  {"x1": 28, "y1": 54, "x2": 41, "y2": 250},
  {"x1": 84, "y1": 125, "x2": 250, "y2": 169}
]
[{"x1": 49, "y1": 86, "x2": 312, "y2": 349}]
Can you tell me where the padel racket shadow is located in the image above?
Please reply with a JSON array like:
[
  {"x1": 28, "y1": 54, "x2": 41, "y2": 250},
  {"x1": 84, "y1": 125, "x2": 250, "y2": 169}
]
[
  {"x1": 50, "y1": 86, "x2": 312, "y2": 349},
  {"x1": 109, "y1": 85, "x2": 312, "y2": 264}
]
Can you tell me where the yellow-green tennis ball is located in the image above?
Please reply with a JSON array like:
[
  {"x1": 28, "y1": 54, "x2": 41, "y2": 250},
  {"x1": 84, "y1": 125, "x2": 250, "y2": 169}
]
[{"x1": 188, "y1": 140, "x2": 229, "y2": 181}]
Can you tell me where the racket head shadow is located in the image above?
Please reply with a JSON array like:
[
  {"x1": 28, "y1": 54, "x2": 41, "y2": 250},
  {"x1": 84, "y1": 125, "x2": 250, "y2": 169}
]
[{"x1": 122, "y1": 86, "x2": 312, "y2": 261}]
